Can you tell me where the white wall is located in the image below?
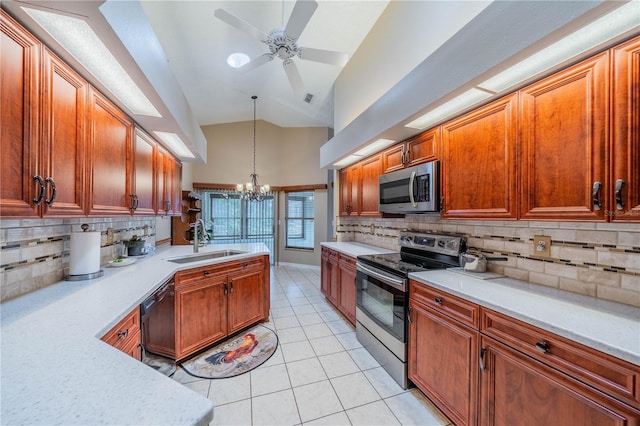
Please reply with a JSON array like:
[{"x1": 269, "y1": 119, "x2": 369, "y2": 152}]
[{"x1": 190, "y1": 121, "x2": 330, "y2": 265}]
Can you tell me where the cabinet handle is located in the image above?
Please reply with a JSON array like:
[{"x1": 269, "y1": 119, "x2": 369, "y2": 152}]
[
  {"x1": 133, "y1": 194, "x2": 139, "y2": 210},
  {"x1": 439, "y1": 196, "x2": 445, "y2": 212},
  {"x1": 224, "y1": 282, "x2": 228, "y2": 295},
  {"x1": 615, "y1": 179, "x2": 625, "y2": 210},
  {"x1": 44, "y1": 177, "x2": 56, "y2": 206},
  {"x1": 165, "y1": 200, "x2": 171, "y2": 211},
  {"x1": 592, "y1": 181, "x2": 602, "y2": 211},
  {"x1": 203, "y1": 271, "x2": 210, "y2": 276},
  {"x1": 117, "y1": 329, "x2": 129, "y2": 339},
  {"x1": 33, "y1": 175, "x2": 45, "y2": 205},
  {"x1": 229, "y1": 281, "x2": 234, "y2": 294},
  {"x1": 243, "y1": 262, "x2": 249, "y2": 268},
  {"x1": 434, "y1": 297, "x2": 443, "y2": 306},
  {"x1": 535, "y1": 340, "x2": 550, "y2": 354},
  {"x1": 407, "y1": 306, "x2": 412, "y2": 324},
  {"x1": 480, "y1": 347, "x2": 487, "y2": 372}
]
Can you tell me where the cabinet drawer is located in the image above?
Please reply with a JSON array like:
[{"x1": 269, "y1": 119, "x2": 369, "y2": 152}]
[
  {"x1": 175, "y1": 262, "x2": 238, "y2": 288},
  {"x1": 481, "y1": 308, "x2": 640, "y2": 408},
  {"x1": 338, "y1": 254, "x2": 356, "y2": 270},
  {"x1": 410, "y1": 280, "x2": 480, "y2": 329},
  {"x1": 101, "y1": 308, "x2": 141, "y2": 350}
]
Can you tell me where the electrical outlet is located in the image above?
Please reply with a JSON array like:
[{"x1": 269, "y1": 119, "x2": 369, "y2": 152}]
[
  {"x1": 533, "y1": 235, "x2": 551, "y2": 257},
  {"x1": 106, "y1": 228, "x2": 114, "y2": 244}
]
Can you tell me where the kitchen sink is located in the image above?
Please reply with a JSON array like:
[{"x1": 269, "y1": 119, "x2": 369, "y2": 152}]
[{"x1": 165, "y1": 250, "x2": 246, "y2": 264}]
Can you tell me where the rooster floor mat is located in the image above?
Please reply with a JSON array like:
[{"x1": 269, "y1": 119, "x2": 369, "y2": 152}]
[{"x1": 180, "y1": 325, "x2": 278, "y2": 379}]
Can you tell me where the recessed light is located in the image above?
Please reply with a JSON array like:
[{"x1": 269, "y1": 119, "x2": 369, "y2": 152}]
[{"x1": 227, "y1": 52, "x2": 250, "y2": 68}]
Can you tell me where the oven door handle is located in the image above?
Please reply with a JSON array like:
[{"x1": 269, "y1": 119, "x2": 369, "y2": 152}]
[{"x1": 356, "y1": 263, "x2": 406, "y2": 291}]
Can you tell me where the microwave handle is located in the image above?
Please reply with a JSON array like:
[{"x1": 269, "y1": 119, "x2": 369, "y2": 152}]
[{"x1": 409, "y1": 171, "x2": 417, "y2": 207}]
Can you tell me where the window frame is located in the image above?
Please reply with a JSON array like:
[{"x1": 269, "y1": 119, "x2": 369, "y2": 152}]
[{"x1": 285, "y1": 191, "x2": 315, "y2": 250}]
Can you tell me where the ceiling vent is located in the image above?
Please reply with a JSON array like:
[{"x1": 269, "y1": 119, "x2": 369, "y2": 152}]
[{"x1": 304, "y1": 93, "x2": 314, "y2": 103}]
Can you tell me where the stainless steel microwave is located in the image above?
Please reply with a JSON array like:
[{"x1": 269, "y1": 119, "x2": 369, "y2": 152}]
[{"x1": 379, "y1": 161, "x2": 439, "y2": 214}]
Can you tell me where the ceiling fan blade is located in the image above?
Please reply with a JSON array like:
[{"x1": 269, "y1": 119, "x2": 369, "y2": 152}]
[
  {"x1": 284, "y1": 0, "x2": 318, "y2": 41},
  {"x1": 298, "y1": 47, "x2": 348, "y2": 67},
  {"x1": 283, "y1": 59, "x2": 304, "y2": 92},
  {"x1": 238, "y1": 53, "x2": 274, "y2": 73},
  {"x1": 214, "y1": 8, "x2": 268, "y2": 41}
]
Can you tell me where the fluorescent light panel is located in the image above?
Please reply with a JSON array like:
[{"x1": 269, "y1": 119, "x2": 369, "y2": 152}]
[
  {"x1": 405, "y1": 88, "x2": 491, "y2": 130},
  {"x1": 333, "y1": 154, "x2": 363, "y2": 168},
  {"x1": 153, "y1": 131, "x2": 195, "y2": 159},
  {"x1": 23, "y1": 7, "x2": 161, "y2": 117},
  {"x1": 479, "y1": 1, "x2": 640, "y2": 93},
  {"x1": 354, "y1": 138, "x2": 396, "y2": 157}
]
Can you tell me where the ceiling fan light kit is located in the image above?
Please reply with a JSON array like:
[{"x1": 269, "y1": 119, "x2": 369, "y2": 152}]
[{"x1": 215, "y1": 0, "x2": 348, "y2": 91}]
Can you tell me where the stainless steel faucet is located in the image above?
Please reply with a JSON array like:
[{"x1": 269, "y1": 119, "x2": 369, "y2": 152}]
[{"x1": 192, "y1": 219, "x2": 207, "y2": 253}]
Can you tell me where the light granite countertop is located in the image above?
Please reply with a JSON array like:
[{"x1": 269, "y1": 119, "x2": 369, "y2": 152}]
[
  {"x1": 320, "y1": 241, "x2": 396, "y2": 258},
  {"x1": 409, "y1": 269, "x2": 640, "y2": 365},
  {"x1": 0, "y1": 242, "x2": 270, "y2": 426}
]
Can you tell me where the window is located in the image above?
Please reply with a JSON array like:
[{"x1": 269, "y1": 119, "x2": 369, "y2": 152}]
[
  {"x1": 286, "y1": 191, "x2": 314, "y2": 249},
  {"x1": 202, "y1": 190, "x2": 275, "y2": 263}
]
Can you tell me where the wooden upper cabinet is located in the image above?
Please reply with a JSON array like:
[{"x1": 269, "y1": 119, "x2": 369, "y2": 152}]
[
  {"x1": 40, "y1": 48, "x2": 87, "y2": 217},
  {"x1": 87, "y1": 88, "x2": 133, "y2": 216},
  {"x1": 382, "y1": 128, "x2": 440, "y2": 174},
  {"x1": 610, "y1": 35, "x2": 640, "y2": 222},
  {"x1": 519, "y1": 52, "x2": 609, "y2": 221},
  {"x1": 1, "y1": 10, "x2": 41, "y2": 217},
  {"x1": 359, "y1": 154, "x2": 382, "y2": 216},
  {"x1": 441, "y1": 93, "x2": 518, "y2": 219},
  {"x1": 155, "y1": 146, "x2": 168, "y2": 213},
  {"x1": 339, "y1": 164, "x2": 361, "y2": 216},
  {"x1": 132, "y1": 129, "x2": 156, "y2": 216}
]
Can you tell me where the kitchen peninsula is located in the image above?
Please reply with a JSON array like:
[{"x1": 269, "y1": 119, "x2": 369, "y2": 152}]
[{"x1": 0, "y1": 242, "x2": 270, "y2": 425}]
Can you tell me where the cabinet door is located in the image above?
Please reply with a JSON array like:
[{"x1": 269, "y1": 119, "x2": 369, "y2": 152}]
[
  {"x1": 155, "y1": 146, "x2": 168, "y2": 213},
  {"x1": 339, "y1": 168, "x2": 351, "y2": 216},
  {"x1": 406, "y1": 127, "x2": 440, "y2": 167},
  {"x1": 175, "y1": 276, "x2": 228, "y2": 360},
  {"x1": 172, "y1": 159, "x2": 183, "y2": 214},
  {"x1": 382, "y1": 143, "x2": 405, "y2": 174},
  {"x1": 348, "y1": 164, "x2": 360, "y2": 215},
  {"x1": 41, "y1": 49, "x2": 87, "y2": 217},
  {"x1": 321, "y1": 248, "x2": 331, "y2": 297},
  {"x1": 327, "y1": 251, "x2": 339, "y2": 306},
  {"x1": 359, "y1": 154, "x2": 382, "y2": 217},
  {"x1": 228, "y1": 263, "x2": 265, "y2": 334},
  {"x1": 0, "y1": 11, "x2": 41, "y2": 217},
  {"x1": 87, "y1": 88, "x2": 132, "y2": 216},
  {"x1": 479, "y1": 336, "x2": 640, "y2": 426},
  {"x1": 610, "y1": 36, "x2": 640, "y2": 222},
  {"x1": 132, "y1": 129, "x2": 156, "y2": 215},
  {"x1": 408, "y1": 300, "x2": 479, "y2": 426},
  {"x1": 338, "y1": 255, "x2": 357, "y2": 324},
  {"x1": 520, "y1": 53, "x2": 609, "y2": 220},
  {"x1": 441, "y1": 93, "x2": 518, "y2": 219}
]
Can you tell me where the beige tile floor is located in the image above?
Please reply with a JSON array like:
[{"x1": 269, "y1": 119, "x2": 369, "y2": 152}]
[{"x1": 172, "y1": 264, "x2": 453, "y2": 426}]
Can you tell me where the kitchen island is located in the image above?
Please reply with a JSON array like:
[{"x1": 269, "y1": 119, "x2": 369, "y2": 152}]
[{"x1": 0, "y1": 242, "x2": 269, "y2": 425}]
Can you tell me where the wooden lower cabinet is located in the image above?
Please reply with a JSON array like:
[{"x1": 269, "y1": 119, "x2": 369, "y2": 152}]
[
  {"x1": 320, "y1": 248, "x2": 356, "y2": 325},
  {"x1": 145, "y1": 256, "x2": 270, "y2": 361},
  {"x1": 408, "y1": 280, "x2": 640, "y2": 426},
  {"x1": 337, "y1": 254, "x2": 357, "y2": 324},
  {"x1": 479, "y1": 336, "x2": 640, "y2": 426},
  {"x1": 101, "y1": 308, "x2": 142, "y2": 361},
  {"x1": 408, "y1": 292, "x2": 479, "y2": 426}
]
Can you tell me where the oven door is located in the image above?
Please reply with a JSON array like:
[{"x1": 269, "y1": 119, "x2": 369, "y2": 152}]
[{"x1": 355, "y1": 263, "x2": 408, "y2": 347}]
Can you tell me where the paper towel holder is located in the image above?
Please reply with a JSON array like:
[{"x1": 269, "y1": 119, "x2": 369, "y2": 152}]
[{"x1": 67, "y1": 224, "x2": 104, "y2": 281}]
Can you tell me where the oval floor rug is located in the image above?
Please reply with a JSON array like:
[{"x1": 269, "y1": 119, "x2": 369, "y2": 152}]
[{"x1": 179, "y1": 324, "x2": 278, "y2": 379}]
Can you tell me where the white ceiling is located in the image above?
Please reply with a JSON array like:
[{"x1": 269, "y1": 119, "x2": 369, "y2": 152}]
[{"x1": 139, "y1": 1, "x2": 389, "y2": 128}]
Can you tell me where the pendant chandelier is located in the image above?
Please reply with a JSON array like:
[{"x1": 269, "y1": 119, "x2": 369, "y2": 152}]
[{"x1": 237, "y1": 95, "x2": 270, "y2": 201}]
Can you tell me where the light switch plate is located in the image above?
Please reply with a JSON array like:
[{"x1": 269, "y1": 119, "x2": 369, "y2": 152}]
[
  {"x1": 533, "y1": 235, "x2": 551, "y2": 257},
  {"x1": 106, "y1": 228, "x2": 114, "y2": 244}
]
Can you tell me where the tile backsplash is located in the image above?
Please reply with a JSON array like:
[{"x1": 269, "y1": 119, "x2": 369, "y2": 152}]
[
  {"x1": 0, "y1": 217, "x2": 157, "y2": 302},
  {"x1": 338, "y1": 216, "x2": 640, "y2": 307}
]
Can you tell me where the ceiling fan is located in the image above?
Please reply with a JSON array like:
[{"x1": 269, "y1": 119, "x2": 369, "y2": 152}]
[{"x1": 214, "y1": 0, "x2": 348, "y2": 92}]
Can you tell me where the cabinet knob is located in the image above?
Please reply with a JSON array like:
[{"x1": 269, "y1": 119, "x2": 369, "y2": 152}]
[
  {"x1": 203, "y1": 271, "x2": 210, "y2": 276},
  {"x1": 117, "y1": 329, "x2": 129, "y2": 339},
  {"x1": 535, "y1": 340, "x2": 550, "y2": 353}
]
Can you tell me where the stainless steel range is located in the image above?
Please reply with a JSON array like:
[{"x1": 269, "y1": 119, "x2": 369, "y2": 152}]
[{"x1": 355, "y1": 232, "x2": 465, "y2": 389}]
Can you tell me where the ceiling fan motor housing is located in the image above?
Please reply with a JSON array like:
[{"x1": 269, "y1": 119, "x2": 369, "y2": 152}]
[{"x1": 267, "y1": 28, "x2": 299, "y2": 60}]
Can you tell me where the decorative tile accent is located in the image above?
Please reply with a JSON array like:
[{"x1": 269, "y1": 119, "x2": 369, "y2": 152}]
[
  {"x1": 337, "y1": 216, "x2": 640, "y2": 306},
  {"x1": 0, "y1": 217, "x2": 157, "y2": 302}
]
